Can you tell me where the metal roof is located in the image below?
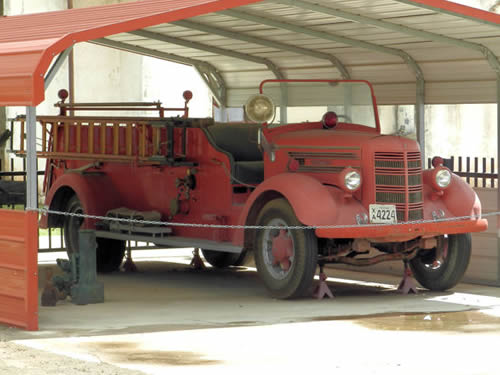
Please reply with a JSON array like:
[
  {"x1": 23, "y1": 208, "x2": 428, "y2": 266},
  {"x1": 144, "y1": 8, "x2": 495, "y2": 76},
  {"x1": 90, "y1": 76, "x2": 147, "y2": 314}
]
[
  {"x1": 0, "y1": 0, "x2": 499, "y2": 107},
  {"x1": 0, "y1": 0, "x2": 262, "y2": 106}
]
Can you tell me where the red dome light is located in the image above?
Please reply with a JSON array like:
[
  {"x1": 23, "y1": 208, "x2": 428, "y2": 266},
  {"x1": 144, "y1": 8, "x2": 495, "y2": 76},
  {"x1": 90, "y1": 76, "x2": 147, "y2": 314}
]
[
  {"x1": 183, "y1": 90, "x2": 193, "y2": 102},
  {"x1": 58, "y1": 89, "x2": 69, "y2": 101},
  {"x1": 322, "y1": 111, "x2": 338, "y2": 129}
]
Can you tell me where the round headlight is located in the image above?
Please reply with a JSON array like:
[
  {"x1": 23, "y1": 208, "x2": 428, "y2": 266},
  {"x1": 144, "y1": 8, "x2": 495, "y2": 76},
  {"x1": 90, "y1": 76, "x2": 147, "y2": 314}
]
[
  {"x1": 435, "y1": 169, "x2": 451, "y2": 188},
  {"x1": 345, "y1": 170, "x2": 361, "y2": 191}
]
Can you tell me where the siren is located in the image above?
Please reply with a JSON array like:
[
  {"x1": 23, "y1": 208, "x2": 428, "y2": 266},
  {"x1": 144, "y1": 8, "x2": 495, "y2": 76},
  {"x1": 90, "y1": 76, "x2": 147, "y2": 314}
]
[
  {"x1": 322, "y1": 111, "x2": 338, "y2": 129},
  {"x1": 183, "y1": 90, "x2": 193, "y2": 103},
  {"x1": 244, "y1": 94, "x2": 275, "y2": 123},
  {"x1": 58, "y1": 89, "x2": 69, "y2": 102}
]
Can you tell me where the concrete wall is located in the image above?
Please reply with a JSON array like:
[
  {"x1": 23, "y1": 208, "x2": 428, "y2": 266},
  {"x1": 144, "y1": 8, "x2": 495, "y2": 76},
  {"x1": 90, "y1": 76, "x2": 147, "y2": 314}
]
[
  {"x1": 425, "y1": 104, "x2": 497, "y2": 162},
  {"x1": 456, "y1": 0, "x2": 499, "y2": 11},
  {"x1": 142, "y1": 57, "x2": 211, "y2": 118}
]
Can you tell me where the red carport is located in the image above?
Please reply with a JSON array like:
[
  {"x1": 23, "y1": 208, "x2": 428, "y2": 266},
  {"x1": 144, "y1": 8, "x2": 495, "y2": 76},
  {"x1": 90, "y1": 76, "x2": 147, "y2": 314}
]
[
  {"x1": 0, "y1": 0, "x2": 263, "y2": 331},
  {"x1": 0, "y1": 0, "x2": 499, "y2": 330}
]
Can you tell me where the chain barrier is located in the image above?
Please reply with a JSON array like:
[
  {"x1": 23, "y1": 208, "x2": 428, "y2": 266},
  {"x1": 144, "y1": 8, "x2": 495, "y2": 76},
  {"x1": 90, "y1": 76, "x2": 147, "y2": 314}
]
[{"x1": 26, "y1": 207, "x2": 496, "y2": 231}]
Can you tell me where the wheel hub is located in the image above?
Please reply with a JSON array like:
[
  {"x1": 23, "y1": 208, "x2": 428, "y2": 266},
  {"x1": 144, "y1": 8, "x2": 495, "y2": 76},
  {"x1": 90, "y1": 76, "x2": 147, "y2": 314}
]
[
  {"x1": 430, "y1": 235, "x2": 449, "y2": 269},
  {"x1": 271, "y1": 229, "x2": 294, "y2": 271}
]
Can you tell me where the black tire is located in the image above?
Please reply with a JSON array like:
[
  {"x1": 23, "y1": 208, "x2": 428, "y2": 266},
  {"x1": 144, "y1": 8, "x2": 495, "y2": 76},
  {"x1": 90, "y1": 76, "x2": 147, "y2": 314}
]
[
  {"x1": 63, "y1": 195, "x2": 125, "y2": 273},
  {"x1": 254, "y1": 198, "x2": 318, "y2": 299},
  {"x1": 94, "y1": 238, "x2": 126, "y2": 273},
  {"x1": 201, "y1": 249, "x2": 251, "y2": 268},
  {"x1": 410, "y1": 233, "x2": 471, "y2": 291}
]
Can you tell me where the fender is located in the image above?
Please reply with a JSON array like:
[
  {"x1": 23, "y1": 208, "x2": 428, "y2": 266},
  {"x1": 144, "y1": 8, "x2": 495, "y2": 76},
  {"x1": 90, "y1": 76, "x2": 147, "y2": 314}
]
[
  {"x1": 41, "y1": 173, "x2": 122, "y2": 229},
  {"x1": 232, "y1": 173, "x2": 367, "y2": 246},
  {"x1": 422, "y1": 170, "x2": 482, "y2": 219}
]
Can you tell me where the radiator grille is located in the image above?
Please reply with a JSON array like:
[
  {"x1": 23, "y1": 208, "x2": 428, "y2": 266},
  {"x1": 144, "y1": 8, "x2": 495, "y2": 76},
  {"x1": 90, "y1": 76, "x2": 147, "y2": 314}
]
[{"x1": 374, "y1": 151, "x2": 423, "y2": 222}]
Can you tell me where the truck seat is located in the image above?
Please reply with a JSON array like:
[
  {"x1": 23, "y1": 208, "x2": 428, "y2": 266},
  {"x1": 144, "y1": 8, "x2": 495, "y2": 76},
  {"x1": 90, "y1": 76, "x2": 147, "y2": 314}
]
[{"x1": 205, "y1": 123, "x2": 263, "y2": 184}]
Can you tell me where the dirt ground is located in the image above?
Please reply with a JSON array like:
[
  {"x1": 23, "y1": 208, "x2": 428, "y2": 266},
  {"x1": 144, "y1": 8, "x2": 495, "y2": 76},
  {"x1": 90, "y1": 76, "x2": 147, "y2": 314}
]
[
  {"x1": 2, "y1": 249, "x2": 500, "y2": 374},
  {"x1": 0, "y1": 340, "x2": 145, "y2": 375}
]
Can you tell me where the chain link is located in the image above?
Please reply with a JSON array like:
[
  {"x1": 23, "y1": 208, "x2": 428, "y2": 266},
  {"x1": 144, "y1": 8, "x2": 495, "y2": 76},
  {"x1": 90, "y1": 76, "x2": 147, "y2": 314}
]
[{"x1": 26, "y1": 207, "x2": 495, "y2": 231}]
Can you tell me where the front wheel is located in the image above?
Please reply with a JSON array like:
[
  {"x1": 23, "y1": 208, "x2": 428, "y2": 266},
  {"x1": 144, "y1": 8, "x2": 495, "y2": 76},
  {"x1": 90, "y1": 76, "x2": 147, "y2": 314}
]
[
  {"x1": 410, "y1": 233, "x2": 471, "y2": 291},
  {"x1": 254, "y1": 198, "x2": 318, "y2": 299},
  {"x1": 63, "y1": 195, "x2": 125, "y2": 273}
]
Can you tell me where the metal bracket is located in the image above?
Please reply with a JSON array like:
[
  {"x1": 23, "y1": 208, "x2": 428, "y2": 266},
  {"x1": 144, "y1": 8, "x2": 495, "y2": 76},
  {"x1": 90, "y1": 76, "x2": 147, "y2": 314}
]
[{"x1": 44, "y1": 47, "x2": 73, "y2": 90}]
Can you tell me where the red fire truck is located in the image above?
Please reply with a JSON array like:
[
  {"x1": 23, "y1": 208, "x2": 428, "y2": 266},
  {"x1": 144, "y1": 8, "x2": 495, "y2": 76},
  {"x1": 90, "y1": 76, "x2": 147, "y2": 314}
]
[{"x1": 24, "y1": 79, "x2": 487, "y2": 299}]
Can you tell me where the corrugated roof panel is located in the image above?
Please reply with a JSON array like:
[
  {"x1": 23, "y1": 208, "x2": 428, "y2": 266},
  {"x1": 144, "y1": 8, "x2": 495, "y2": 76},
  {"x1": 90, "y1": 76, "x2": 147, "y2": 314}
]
[
  {"x1": 349, "y1": 64, "x2": 415, "y2": 83},
  {"x1": 422, "y1": 60, "x2": 495, "y2": 81},
  {"x1": 284, "y1": 67, "x2": 342, "y2": 80},
  {"x1": 261, "y1": 56, "x2": 335, "y2": 69},
  {"x1": 306, "y1": 0, "x2": 433, "y2": 18},
  {"x1": 192, "y1": 55, "x2": 266, "y2": 69},
  {"x1": 426, "y1": 80, "x2": 498, "y2": 104},
  {"x1": 0, "y1": 0, "x2": 499, "y2": 107},
  {"x1": 0, "y1": 0, "x2": 264, "y2": 105},
  {"x1": 475, "y1": 37, "x2": 500, "y2": 54},
  {"x1": 394, "y1": 40, "x2": 489, "y2": 59}
]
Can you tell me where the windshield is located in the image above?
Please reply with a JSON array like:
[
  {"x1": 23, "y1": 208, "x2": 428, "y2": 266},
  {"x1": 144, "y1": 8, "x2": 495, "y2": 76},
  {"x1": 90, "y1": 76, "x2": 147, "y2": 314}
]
[{"x1": 261, "y1": 80, "x2": 378, "y2": 129}]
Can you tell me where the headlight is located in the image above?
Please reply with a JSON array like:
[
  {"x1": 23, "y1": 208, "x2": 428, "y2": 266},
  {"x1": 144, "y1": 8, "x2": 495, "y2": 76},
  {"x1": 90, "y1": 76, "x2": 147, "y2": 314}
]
[
  {"x1": 344, "y1": 170, "x2": 361, "y2": 191},
  {"x1": 435, "y1": 168, "x2": 451, "y2": 188}
]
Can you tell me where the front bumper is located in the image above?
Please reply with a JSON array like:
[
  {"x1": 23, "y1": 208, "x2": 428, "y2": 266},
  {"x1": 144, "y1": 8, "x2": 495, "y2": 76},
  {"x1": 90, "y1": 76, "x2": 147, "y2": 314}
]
[{"x1": 315, "y1": 218, "x2": 488, "y2": 241}]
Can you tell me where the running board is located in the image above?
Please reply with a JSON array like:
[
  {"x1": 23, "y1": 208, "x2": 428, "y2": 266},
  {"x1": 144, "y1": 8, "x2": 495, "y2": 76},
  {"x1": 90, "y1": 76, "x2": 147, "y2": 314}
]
[{"x1": 95, "y1": 230, "x2": 242, "y2": 254}]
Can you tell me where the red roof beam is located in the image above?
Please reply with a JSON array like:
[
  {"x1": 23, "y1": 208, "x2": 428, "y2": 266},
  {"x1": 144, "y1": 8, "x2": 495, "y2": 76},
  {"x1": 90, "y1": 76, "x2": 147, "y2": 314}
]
[{"x1": 0, "y1": 0, "x2": 264, "y2": 106}]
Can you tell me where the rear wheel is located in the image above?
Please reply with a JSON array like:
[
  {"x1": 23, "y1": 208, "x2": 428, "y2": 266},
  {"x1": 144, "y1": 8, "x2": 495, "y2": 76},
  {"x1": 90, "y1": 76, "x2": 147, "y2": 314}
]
[
  {"x1": 410, "y1": 233, "x2": 471, "y2": 291},
  {"x1": 254, "y1": 198, "x2": 317, "y2": 299},
  {"x1": 63, "y1": 195, "x2": 125, "y2": 273},
  {"x1": 201, "y1": 249, "x2": 250, "y2": 268}
]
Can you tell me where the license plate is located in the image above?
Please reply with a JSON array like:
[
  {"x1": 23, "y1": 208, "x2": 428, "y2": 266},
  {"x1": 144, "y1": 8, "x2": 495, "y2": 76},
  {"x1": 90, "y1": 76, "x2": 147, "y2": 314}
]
[{"x1": 369, "y1": 204, "x2": 397, "y2": 224}]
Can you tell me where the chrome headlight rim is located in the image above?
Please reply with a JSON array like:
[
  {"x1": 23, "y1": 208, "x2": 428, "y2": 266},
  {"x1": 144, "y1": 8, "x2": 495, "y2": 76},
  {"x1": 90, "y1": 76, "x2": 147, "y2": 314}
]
[
  {"x1": 344, "y1": 170, "x2": 362, "y2": 191},
  {"x1": 435, "y1": 168, "x2": 452, "y2": 189}
]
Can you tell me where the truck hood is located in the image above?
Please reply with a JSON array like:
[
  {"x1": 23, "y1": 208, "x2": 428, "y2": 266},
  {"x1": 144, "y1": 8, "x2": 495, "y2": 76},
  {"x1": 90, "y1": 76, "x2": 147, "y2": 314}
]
[{"x1": 273, "y1": 129, "x2": 419, "y2": 153}]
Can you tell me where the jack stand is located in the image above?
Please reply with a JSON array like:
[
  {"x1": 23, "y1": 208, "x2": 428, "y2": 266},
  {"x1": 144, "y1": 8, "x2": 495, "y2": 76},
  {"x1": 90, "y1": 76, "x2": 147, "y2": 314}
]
[
  {"x1": 398, "y1": 261, "x2": 418, "y2": 294},
  {"x1": 70, "y1": 230, "x2": 104, "y2": 305},
  {"x1": 122, "y1": 241, "x2": 138, "y2": 272},
  {"x1": 313, "y1": 265, "x2": 334, "y2": 299},
  {"x1": 190, "y1": 248, "x2": 206, "y2": 270}
]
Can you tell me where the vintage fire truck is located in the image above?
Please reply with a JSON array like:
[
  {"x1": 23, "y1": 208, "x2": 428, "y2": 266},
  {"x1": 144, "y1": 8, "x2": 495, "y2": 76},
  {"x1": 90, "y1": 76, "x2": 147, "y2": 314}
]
[{"x1": 20, "y1": 79, "x2": 487, "y2": 299}]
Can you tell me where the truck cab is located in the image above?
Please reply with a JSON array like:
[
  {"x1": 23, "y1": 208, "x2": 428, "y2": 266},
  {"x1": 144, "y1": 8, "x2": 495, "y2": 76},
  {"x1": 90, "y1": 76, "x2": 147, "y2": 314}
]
[{"x1": 25, "y1": 79, "x2": 487, "y2": 299}]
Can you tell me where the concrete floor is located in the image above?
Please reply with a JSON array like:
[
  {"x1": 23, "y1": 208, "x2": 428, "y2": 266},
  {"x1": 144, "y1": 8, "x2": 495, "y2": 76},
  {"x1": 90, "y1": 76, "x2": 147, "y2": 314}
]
[{"x1": 3, "y1": 249, "x2": 500, "y2": 374}]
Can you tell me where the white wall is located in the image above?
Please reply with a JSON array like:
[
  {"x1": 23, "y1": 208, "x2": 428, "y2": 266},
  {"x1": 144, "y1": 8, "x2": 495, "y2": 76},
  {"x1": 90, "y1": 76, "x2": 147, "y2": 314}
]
[
  {"x1": 455, "y1": 0, "x2": 499, "y2": 11},
  {"x1": 5, "y1": 0, "x2": 65, "y2": 14},
  {"x1": 142, "y1": 57, "x2": 210, "y2": 118},
  {"x1": 425, "y1": 104, "x2": 497, "y2": 161}
]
